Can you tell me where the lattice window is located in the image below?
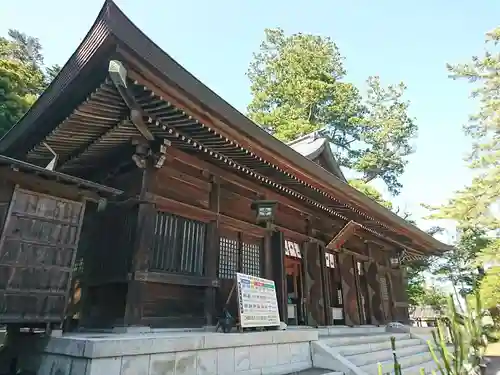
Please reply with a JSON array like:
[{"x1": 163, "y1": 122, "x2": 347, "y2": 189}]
[
  {"x1": 242, "y1": 242, "x2": 261, "y2": 277},
  {"x1": 285, "y1": 240, "x2": 302, "y2": 258},
  {"x1": 151, "y1": 212, "x2": 206, "y2": 275},
  {"x1": 218, "y1": 237, "x2": 239, "y2": 279}
]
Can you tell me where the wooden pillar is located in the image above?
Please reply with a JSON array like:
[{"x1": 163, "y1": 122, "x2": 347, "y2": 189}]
[
  {"x1": 302, "y1": 242, "x2": 309, "y2": 325},
  {"x1": 319, "y1": 243, "x2": 331, "y2": 325},
  {"x1": 263, "y1": 229, "x2": 273, "y2": 280},
  {"x1": 204, "y1": 177, "x2": 220, "y2": 326},
  {"x1": 124, "y1": 166, "x2": 155, "y2": 326},
  {"x1": 271, "y1": 231, "x2": 286, "y2": 323},
  {"x1": 387, "y1": 269, "x2": 399, "y2": 322}
]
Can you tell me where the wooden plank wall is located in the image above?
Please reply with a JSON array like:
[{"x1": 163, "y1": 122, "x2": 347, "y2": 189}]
[
  {"x1": 76, "y1": 169, "x2": 142, "y2": 329},
  {"x1": 74, "y1": 145, "x2": 407, "y2": 328}
]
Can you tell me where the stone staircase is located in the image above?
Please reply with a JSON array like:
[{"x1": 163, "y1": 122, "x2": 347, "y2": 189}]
[{"x1": 311, "y1": 326, "x2": 439, "y2": 375}]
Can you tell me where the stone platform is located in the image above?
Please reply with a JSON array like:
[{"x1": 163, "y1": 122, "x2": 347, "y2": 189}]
[{"x1": 20, "y1": 329, "x2": 317, "y2": 375}]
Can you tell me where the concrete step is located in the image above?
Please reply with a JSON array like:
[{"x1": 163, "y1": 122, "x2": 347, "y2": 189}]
[
  {"x1": 387, "y1": 359, "x2": 439, "y2": 375},
  {"x1": 317, "y1": 326, "x2": 387, "y2": 337},
  {"x1": 361, "y1": 352, "x2": 433, "y2": 375},
  {"x1": 286, "y1": 369, "x2": 343, "y2": 375},
  {"x1": 338, "y1": 337, "x2": 422, "y2": 356},
  {"x1": 346, "y1": 343, "x2": 429, "y2": 367},
  {"x1": 323, "y1": 333, "x2": 411, "y2": 347}
]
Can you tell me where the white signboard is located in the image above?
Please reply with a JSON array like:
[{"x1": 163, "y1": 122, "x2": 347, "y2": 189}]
[{"x1": 236, "y1": 272, "x2": 281, "y2": 328}]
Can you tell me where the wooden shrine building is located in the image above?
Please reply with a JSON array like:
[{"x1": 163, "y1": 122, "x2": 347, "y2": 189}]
[{"x1": 0, "y1": 1, "x2": 451, "y2": 330}]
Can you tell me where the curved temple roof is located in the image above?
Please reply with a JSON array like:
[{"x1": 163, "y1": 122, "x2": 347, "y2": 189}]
[
  {"x1": 0, "y1": 0, "x2": 452, "y2": 256},
  {"x1": 287, "y1": 132, "x2": 347, "y2": 182}
]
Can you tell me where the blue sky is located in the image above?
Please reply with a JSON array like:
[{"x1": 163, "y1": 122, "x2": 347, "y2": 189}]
[{"x1": 1, "y1": 0, "x2": 498, "y2": 241}]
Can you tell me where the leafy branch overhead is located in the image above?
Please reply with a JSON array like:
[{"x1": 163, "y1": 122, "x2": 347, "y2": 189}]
[
  {"x1": 247, "y1": 28, "x2": 417, "y2": 195},
  {"x1": 0, "y1": 29, "x2": 61, "y2": 137}
]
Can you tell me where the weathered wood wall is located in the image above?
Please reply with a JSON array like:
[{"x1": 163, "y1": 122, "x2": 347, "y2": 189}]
[{"x1": 141, "y1": 146, "x2": 408, "y2": 328}]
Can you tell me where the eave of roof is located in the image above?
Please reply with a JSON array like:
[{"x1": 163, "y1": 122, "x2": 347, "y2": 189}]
[
  {"x1": 0, "y1": 0, "x2": 452, "y2": 253},
  {"x1": 0, "y1": 155, "x2": 123, "y2": 197}
]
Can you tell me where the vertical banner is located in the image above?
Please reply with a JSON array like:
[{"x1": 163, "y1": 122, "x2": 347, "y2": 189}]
[{"x1": 338, "y1": 253, "x2": 360, "y2": 326}]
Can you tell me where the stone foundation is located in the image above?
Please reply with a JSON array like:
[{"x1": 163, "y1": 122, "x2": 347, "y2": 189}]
[{"x1": 21, "y1": 329, "x2": 317, "y2": 375}]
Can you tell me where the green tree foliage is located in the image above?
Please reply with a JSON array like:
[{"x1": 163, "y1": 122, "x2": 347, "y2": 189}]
[
  {"x1": 431, "y1": 228, "x2": 490, "y2": 304},
  {"x1": 424, "y1": 27, "x2": 500, "y2": 308},
  {"x1": 247, "y1": 28, "x2": 417, "y2": 194},
  {"x1": 0, "y1": 60, "x2": 42, "y2": 135},
  {"x1": 406, "y1": 258, "x2": 450, "y2": 311},
  {"x1": 355, "y1": 76, "x2": 417, "y2": 193},
  {"x1": 0, "y1": 29, "x2": 57, "y2": 137},
  {"x1": 44, "y1": 64, "x2": 61, "y2": 88},
  {"x1": 2, "y1": 29, "x2": 44, "y2": 67},
  {"x1": 479, "y1": 266, "x2": 500, "y2": 310},
  {"x1": 348, "y1": 179, "x2": 393, "y2": 209}
]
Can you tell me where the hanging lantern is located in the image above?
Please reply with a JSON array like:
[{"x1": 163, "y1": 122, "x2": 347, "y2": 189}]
[
  {"x1": 251, "y1": 200, "x2": 277, "y2": 224},
  {"x1": 390, "y1": 249, "x2": 403, "y2": 268}
]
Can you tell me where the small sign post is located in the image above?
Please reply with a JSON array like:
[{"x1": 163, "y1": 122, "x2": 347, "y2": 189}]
[{"x1": 236, "y1": 272, "x2": 280, "y2": 330}]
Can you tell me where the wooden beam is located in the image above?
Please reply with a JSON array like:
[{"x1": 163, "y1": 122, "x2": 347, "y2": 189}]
[
  {"x1": 108, "y1": 60, "x2": 155, "y2": 142},
  {"x1": 146, "y1": 192, "x2": 318, "y2": 241},
  {"x1": 326, "y1": 220, "x2": 360, "y2": 251},
  {"x1": 0, "y1": 167, "x2": 102, "y2": 202},
  {"x1": 165, "y1": 147, "x2": 343, "y2": 226},
  {"x1": 146, "y1": 192, "x2": 216, "y2": 223},
  {"x1": 134, "y1": 271, "x2": 219, "y2": 288}
]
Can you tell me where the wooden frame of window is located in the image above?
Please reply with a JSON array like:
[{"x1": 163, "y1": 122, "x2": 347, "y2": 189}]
[{"x1": 150, "y1": 211, "x2": 207, "y2": 276}]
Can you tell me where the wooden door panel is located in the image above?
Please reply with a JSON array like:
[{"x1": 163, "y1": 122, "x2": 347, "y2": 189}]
[
  {"x1": 304, "y1": 242, "x2": 325, "y2": 326},
  {"x1": 338, "y1": 253, "x2": 360, "y2": 326},
  {"x1": 0, "y1": 188, "x2": 86, "y2": 324}
]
